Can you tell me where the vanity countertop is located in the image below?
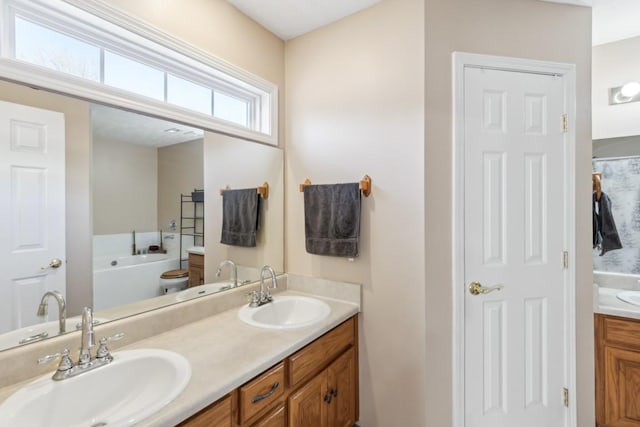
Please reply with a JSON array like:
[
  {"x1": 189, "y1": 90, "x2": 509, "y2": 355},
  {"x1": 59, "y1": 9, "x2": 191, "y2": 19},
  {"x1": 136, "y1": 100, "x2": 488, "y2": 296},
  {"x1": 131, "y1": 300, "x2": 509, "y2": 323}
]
[
  {"x1": 595, "y1": 285, "x2": 640, "y2": 320},
  {"x1": 0, "y1": 289, "x2": 360, "y2": 426},
  {"x1": 186, "y1": 246, "x2": 205, "y2": 255}
]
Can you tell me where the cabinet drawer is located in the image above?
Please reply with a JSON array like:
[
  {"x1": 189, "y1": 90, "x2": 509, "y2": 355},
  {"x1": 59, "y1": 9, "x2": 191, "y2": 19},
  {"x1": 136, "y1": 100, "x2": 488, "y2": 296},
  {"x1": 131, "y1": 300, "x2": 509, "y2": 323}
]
[
  {"x1": 239, "y1": 362, "x2": 285, "y2": 424},
  {"x1": 288, "y1": 317, "x2": 355, "y2": 388},
  {"x1": 602, "y1": 315, "x2": 640, "y2": 350}
]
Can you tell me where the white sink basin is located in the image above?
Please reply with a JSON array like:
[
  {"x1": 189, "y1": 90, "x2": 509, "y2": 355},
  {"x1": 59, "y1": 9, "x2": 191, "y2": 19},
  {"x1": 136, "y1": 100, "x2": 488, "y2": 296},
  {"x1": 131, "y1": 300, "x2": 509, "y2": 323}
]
[
  {"x1": 0, "y1": 349, "x2": 191, "y2": 427},
  {"x1": 238, "y1": 295, "x2": 331, "y2": 329},
  {"x1": 617, "y1": 290, "x2": 640, "y2": 306},
  {"x1": 174, "y1": 282, "x2": 234, "y2": 301}
]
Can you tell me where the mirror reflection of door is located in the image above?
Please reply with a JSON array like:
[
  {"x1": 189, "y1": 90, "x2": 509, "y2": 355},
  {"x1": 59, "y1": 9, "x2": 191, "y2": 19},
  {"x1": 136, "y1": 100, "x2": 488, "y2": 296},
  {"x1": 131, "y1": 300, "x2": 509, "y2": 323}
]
[{"x1": 0, "y1": 100, "x2": 66, "y2": 333}]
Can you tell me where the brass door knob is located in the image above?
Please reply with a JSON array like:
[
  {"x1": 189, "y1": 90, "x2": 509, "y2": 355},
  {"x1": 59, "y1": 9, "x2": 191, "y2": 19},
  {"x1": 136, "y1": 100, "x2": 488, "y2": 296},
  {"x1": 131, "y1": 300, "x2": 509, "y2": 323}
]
[
  {"x1": 41, "y1": 258, "x2": 62, "y2": 270},
  {"x1": 469, "y1": 281, "x2": 504, "y2": 296}
]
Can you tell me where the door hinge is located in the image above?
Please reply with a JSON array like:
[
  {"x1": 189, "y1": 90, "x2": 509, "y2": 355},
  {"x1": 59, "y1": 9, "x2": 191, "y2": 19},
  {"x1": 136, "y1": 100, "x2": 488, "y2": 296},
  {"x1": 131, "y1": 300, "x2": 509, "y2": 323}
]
[
  {"x1": 562, "y1": 251, "x2": 569, "y2": 269},
  {"x1": 561, "y1": 113, "x2": 568, "y2": 133},
  {"x1": 563, "y1": 387, "x2": 569, "y2": 407}
]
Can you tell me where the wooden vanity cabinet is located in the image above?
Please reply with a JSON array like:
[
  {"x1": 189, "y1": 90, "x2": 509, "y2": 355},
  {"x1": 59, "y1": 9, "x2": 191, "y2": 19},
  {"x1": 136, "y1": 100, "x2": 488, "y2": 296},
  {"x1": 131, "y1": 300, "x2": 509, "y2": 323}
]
[
  {"x1": 188, "y1": 253, "x2": 204, "y2": 287},
  {"x1": 179, "y1": 316, "x2": 358, "y2": 427},
  {"x1": 289, "y1": 348, "x2": 356, "y2": 427},
  {"x1": 177, "y1": 393, "x2": 233, "y2": 427},
  {"x1": 595, "y1": 314, "x2": 640, "y2": 426}
]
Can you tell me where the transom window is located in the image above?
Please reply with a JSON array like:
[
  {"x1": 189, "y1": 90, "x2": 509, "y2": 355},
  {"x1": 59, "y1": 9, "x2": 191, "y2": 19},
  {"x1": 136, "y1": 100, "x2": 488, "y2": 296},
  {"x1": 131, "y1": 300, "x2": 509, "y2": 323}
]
[{"x1": 0, "y1": 0, "x2": 277, "y2": 144}]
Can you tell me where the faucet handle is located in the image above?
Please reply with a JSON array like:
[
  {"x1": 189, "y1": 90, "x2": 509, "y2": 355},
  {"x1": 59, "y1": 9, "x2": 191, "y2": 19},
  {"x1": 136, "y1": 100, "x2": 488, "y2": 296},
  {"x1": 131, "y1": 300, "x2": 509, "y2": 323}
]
[
  {"x1": 247, "y1": 290, "x2": 260, "y2": 307},
  {"x1": 96, "y1": 333, "x2": 124, "y2": 361},
  {"x1": 38, "y1": 348, "x2": 73, "y2": 372}
]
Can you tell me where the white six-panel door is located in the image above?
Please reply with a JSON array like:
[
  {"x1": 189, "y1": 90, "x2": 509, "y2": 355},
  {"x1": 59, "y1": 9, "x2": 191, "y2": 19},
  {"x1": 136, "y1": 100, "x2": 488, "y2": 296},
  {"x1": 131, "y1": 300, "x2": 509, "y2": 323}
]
[
  {"x1": 0, "y1": 100, "x2": 65, "y2": 334},
  {"x1": 463, "y1": 67, "x2": 568, "y2": 427}
]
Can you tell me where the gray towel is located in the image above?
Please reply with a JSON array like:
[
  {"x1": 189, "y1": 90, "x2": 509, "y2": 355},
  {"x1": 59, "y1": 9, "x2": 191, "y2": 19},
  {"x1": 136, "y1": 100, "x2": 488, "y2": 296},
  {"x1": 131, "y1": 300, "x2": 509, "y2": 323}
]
[
  {"x1": 304, "y1": 183, "x2": 361, "y2": 257},
  {"x1": 221, "y1": 188, "x2": 260, "y2": 247},
  {"x1": 593, "y1": 192, "x2": 623, "y2": 256}
]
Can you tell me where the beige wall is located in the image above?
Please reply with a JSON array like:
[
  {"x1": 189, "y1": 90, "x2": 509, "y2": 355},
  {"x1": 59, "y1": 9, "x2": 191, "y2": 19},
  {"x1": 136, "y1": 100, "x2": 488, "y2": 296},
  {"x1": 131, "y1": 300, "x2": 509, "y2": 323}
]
[
  {"x1": 157, "y1": 139, "x2": 204, "y2": 233},
  {"x1": 92, "y1": 138, "x2": 158, "y2": 234},
  {"x1": 0, "y1": 80, "x2": 92, "y2": 316},
  {"x1": 593, "y1": 36, "x2": 640, "y2": 139},
  {"x1": 285, "y1": 1, "x2": 426, "y2": 424},
  {"x1": 425, "y1": 0, "x2": 593, "y2": 426}
]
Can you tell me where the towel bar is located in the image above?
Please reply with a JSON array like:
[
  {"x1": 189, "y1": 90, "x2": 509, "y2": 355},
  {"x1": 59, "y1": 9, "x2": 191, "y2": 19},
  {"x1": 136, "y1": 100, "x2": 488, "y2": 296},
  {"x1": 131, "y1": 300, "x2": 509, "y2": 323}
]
[
  {"x1": 219, "y1": 182, "x2": 269, "y2": 199},
  {"x1": 298, "y1": 175, "x2": 372, "y2": 197}
]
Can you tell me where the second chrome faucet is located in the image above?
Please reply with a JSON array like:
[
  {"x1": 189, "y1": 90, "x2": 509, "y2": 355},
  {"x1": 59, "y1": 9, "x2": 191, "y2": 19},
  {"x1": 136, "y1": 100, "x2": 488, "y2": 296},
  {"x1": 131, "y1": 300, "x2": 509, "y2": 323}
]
[{"x1": 248, "y1": 265, "x2": 278, "y2": 307}]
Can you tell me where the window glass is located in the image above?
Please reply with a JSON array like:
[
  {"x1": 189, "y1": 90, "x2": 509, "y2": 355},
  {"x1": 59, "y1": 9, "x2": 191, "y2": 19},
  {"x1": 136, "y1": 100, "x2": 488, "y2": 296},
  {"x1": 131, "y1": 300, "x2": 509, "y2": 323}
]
[
  {"x1": 167, "y1": 74, "x2": 212, "y2": 115},
  {"x1": 14, "y1": 17, "x2": 100, "y2": 81},
  {"x1": 214, "y1": 91, "x2": 249, "y2": 127},
  {"x1": 104, "y1": 51, "x2": 164, "y2": 101}
]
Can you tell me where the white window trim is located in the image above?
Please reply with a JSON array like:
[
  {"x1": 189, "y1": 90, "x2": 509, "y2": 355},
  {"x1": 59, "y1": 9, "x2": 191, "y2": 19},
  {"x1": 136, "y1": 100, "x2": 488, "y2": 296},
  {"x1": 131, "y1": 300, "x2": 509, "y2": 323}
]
[{"x1": 0, "y1": 0, "x2": 278, "y2": 145}]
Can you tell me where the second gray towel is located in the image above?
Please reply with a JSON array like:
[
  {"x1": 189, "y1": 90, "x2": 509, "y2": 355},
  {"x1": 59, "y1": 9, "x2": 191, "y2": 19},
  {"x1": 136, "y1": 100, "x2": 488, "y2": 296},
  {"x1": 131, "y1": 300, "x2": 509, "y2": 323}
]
[
  {"x1": 221, "y1": 188, "x2": 260, "y2": 247},
  {"x1": 304, "y1": 183, "x2": 361, "y2": 257}
]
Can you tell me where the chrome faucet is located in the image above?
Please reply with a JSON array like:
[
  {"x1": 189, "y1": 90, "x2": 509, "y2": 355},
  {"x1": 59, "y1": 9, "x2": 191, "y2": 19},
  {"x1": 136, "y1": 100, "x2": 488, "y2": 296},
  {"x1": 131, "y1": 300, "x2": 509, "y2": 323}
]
[
  {"x1": 37, "y1": 306, "x2": 124, "y2": 381},
  {"x1": 216, "y1": 259, "x2": 238, "y2": 287},
  {"x1": 37, "y1": 291, "x2": 66, "y2": 334},
  {"x1": 249, "y1": 265, "x2": 278, "y2": 307},
  {"x1": 78, "y1": 307, "x2": 95, "y2": 366}
]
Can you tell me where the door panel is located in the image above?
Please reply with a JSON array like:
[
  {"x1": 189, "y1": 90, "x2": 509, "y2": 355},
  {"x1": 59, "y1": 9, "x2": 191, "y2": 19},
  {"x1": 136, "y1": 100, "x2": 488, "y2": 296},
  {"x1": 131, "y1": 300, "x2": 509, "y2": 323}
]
[
  {"x1": 0, "y1": 101, "x2": 65, "y2": 333},
  {"x1": 463, "y1": 67, "x2": 567, "y2": 427}
]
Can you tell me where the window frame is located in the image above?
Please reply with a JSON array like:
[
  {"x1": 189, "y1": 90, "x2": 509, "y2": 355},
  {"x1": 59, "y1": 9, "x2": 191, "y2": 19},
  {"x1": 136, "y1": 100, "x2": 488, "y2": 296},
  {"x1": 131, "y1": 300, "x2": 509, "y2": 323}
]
[{"x1": 0, "y1": 0, "x2": 278, "y2": 145}]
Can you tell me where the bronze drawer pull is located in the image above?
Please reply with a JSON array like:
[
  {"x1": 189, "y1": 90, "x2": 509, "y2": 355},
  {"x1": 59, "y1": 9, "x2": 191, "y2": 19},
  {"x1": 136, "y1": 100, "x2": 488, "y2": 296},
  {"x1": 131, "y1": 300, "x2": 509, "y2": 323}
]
[{"x1": 251, "y1": 381, "x2": 279, "y2": 404}]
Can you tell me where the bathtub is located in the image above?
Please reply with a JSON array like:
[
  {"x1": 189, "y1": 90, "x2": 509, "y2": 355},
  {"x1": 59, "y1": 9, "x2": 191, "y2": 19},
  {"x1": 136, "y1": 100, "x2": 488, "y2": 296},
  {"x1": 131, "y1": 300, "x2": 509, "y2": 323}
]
[{"x1": 93, "y1": 253, "x2": 180, "y2": 310}]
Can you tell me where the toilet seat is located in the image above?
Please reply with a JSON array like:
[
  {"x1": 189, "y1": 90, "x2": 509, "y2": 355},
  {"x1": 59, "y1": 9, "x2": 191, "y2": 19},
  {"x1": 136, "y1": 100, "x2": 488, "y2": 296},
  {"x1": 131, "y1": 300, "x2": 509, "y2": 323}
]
[{"x1": 160, "y1": 269, "x2": 189, "y2": 279}]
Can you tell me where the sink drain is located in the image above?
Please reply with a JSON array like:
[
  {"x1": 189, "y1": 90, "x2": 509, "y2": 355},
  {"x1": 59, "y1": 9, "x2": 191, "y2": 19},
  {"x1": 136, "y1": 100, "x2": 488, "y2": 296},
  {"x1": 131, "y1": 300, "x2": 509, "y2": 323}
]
[{"x1": 91, "y1": 423, "x2": 107, "y2": 427}]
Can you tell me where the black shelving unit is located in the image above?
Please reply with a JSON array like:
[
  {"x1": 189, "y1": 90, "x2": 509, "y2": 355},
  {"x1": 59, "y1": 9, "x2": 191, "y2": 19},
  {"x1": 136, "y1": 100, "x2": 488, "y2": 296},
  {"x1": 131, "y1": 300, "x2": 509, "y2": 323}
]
[{"x1": 179, "y1": 189, "x2": 204, "y2": 269}]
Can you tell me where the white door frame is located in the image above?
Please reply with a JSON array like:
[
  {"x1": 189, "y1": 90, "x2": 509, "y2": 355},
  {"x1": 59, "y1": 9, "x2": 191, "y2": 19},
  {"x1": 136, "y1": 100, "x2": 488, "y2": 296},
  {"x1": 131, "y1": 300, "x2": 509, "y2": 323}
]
[{"x1": 451, "y1": 52, "x2": 577, "y2": 427}]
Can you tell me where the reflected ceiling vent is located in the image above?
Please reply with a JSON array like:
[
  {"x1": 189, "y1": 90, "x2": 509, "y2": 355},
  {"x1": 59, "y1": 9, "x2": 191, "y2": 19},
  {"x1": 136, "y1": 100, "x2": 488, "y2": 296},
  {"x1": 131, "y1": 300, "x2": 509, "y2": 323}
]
[{"x1": 609, "y1": 81, "x2": 640, "y2": 105}]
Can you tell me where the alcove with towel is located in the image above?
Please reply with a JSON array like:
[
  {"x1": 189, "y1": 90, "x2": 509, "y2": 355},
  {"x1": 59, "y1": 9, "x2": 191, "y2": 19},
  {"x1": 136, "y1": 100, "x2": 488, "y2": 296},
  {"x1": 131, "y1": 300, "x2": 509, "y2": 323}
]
[
  {"x1": 591, "y1": 169, "x2": 623, "y2": 258},
  {"x1": 299, "y1": 175, "x2": 371, "y2": 257},
  {"x1": 219, "y1": 183, "x2": 269, "y2": 247}
]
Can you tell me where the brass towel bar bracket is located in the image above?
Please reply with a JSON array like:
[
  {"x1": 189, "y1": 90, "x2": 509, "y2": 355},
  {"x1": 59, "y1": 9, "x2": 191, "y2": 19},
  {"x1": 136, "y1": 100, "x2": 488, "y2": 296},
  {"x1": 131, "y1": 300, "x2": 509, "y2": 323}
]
[
  {"x1": 220, "y1": 182, "x2": 269, "y2": 199},
  {"x1": 298, "y1": 175, "x2": 372, "y2": 197}
]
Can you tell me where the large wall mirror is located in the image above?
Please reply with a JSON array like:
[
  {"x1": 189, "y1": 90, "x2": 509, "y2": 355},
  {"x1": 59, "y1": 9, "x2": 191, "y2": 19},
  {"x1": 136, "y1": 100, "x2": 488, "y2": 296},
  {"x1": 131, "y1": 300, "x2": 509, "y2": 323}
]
[
  {"x1": 592, "y1": 30, "x2": 640, "y2": 277},
  {"x1": 0, "y1": 78, "x2": 283, "y2": 352}
]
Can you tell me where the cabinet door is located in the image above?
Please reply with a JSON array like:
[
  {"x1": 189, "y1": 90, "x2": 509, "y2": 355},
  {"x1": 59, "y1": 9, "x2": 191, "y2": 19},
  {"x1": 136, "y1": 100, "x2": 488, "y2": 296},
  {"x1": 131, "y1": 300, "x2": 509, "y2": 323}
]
[
  {"x1": 178, "y1": 394, "x2": 232, "y2": 427},
  {"x1": 603, "y1": 345, "x2": 640, "y2": 426},
  {"x1": 251, "y1": 404, "x2": 286, "y2": 427},
  {"x1": 289, "y1": 372, "x2": 326, "y2": 427},
  {"x1": 326, "y1": 348, "x2": 356, "y2": 427},
  {"x1": 188, "y1": 254, "x2": 204, "y2": 287}
]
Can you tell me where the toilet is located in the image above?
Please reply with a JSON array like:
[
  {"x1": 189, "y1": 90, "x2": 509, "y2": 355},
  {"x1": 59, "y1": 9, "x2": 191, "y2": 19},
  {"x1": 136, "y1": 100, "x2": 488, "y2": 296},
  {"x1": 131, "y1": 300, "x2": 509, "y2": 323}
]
[{"x1": 160, "y1": 269, "x2": 189, "y2": 294}]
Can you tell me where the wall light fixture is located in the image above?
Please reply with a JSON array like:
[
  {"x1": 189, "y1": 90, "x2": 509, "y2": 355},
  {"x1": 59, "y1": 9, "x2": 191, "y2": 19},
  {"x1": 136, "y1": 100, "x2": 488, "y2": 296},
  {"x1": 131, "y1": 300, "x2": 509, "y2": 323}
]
[{"x1": 609, "y1": 81, "x2": 640, "y2": 105}]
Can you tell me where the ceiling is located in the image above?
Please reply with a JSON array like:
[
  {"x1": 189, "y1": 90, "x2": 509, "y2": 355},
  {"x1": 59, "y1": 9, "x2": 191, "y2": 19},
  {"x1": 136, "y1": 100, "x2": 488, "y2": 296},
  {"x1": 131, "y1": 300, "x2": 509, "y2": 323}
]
[
  {"x1": 592, "y1": 0, "x2": 640, "y2": 46},
  {"x1": 226, "y1": 0, "x2": 381, "y2": 40},
  {"x1": 229, "y1": 0, "x2": 640, "y2": 47},
  {"x1": 91, "y1": 104, "x2": 203, "y2": 147}
]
